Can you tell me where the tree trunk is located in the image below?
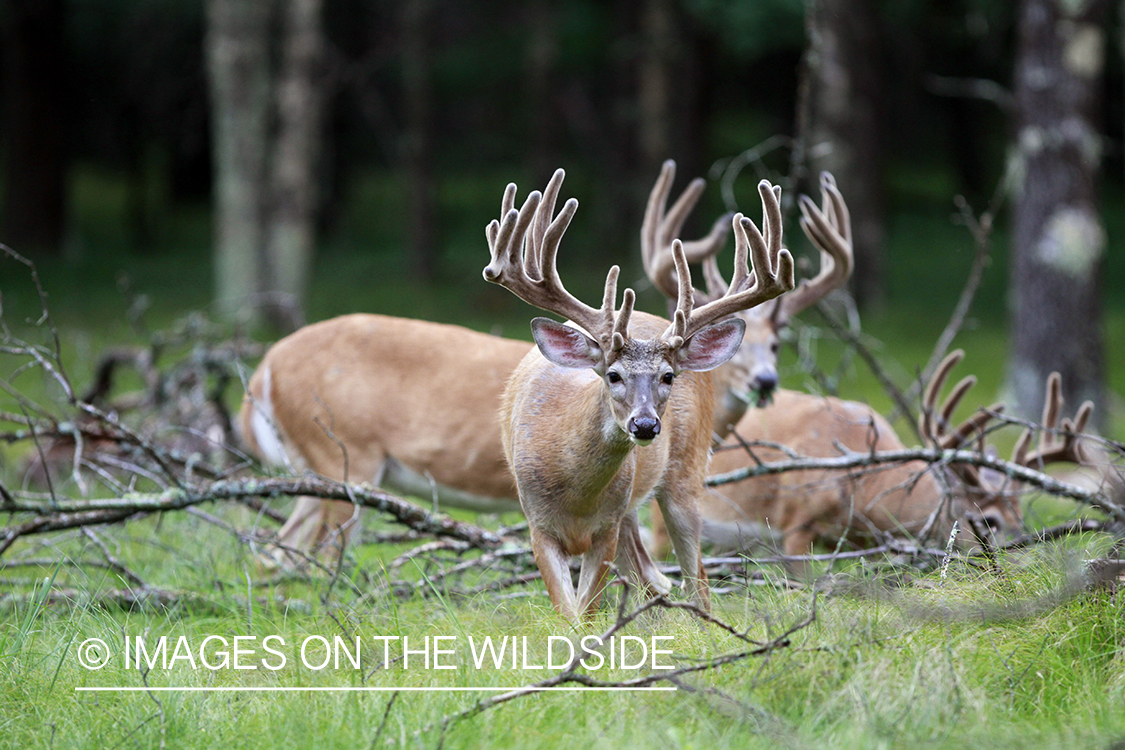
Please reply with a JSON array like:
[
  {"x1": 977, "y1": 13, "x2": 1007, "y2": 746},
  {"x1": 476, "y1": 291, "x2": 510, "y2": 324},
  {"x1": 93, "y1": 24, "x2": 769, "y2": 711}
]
[
  {"x1": 1007, "y1": 0, "x2": 1109, "y2": 426},
  {"x1": 803, "y1": 0, "x2": 886, "y2": 310},
  {"x1": 2, "y1": 0, "x2": 67, "y2": 258},
  {"x1": 205, "y1": 0, "x2": 272, "y2": 325},
  {"x1": 402, "y1": 0, "x2": 437, "y2": 282},
  {"x1": 264, "y1": 0, "x2": 325, "y2": 331},
  {"x1": 638, "y1": 0, "x2": 674, "y2": 169},
  {"x1": 525, "y1": 0, "x2": 559, "y2": 180}
]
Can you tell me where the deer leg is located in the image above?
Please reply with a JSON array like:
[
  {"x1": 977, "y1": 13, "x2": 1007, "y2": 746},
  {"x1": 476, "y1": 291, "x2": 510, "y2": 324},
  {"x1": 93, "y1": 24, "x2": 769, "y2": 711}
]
[
  {"x1": 782, "y1": 522, "x2": 817, "y2": 581},
  {"x1": 576, "y1": 528, "x2": 620, "y2": 620},
  {"x1": 530, "y1": 527, "x2": 581, "y2": 623},
  {"x1": 647, "y1": 502, "x2": 673, "y2": 558},
  {"x1": 616, "y1": 511, "x2": 672, "y2": 597},
  {"x1": 265, "y1": 497, "x2": 360, "y2": 569},
  {"x1": 264, "y1": 448, "x2": 383, "y2": 568},
  {"x1": 655, "y1": 492, "x2": 711, "y2": 612}
]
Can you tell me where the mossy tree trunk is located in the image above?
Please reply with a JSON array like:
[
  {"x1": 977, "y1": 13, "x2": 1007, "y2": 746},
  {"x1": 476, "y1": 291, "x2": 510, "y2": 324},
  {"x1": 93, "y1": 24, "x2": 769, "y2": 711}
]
[{"x1": 1007, "y1": 0, "x2": 1109, "y2": 426}]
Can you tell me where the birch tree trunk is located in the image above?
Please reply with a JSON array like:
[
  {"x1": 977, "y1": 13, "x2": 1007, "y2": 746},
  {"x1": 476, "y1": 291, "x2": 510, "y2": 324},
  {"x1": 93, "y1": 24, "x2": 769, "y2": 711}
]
[
  {"x1": 205, "y1": 0, "x2": 272, "y2": 325},
  {"x1": 265, "y1": 0, "x2": 325, "y2": 330},
  {"x1": 1007, "y1": 0, "x2": 1109, "y2": 425}
]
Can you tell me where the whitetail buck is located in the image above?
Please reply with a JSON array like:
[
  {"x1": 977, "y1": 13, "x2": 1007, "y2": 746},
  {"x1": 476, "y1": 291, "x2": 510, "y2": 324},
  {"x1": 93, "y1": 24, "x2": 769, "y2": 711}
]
[
  {"x1": 483, "y1": 169, "x2": 794, "y2": 622},
  {"x1": 643, "y1": 164, "x2": 854, "y2": 440},
  {"x1": 239, "y1": 167, "x2": 726, "y2": 564},
  {"x1": 651, "y1": 351, "x2": 1094, "y2": 575}
]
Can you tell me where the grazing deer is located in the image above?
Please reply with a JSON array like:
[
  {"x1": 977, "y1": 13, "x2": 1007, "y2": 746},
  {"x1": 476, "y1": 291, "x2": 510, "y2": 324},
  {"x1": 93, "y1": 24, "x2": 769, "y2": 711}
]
[
  {"x1": 484, "y1": 169, "x2": 794, "y2": 622},
  {"x1": 239, "y1": 167, "x2": 726, "y2": 565},
  {"x1": 642, "y1": 164, "x2": 854, "y2": 440},
  {"x1": 652, "y1": 351, "x2": 1093, "y2": 575}
]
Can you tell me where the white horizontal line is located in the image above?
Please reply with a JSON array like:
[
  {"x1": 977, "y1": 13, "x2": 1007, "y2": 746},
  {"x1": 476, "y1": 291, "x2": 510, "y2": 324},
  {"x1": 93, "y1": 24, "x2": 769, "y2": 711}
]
[{"x1": 75, "y1": 685, "x2": 676, "y2": 693}]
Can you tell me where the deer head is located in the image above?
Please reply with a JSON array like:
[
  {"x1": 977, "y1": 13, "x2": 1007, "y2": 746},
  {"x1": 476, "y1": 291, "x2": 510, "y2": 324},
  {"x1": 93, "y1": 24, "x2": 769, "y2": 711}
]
[{"x1": 484, "y1": 168, "x2": 795, "y2": 447}]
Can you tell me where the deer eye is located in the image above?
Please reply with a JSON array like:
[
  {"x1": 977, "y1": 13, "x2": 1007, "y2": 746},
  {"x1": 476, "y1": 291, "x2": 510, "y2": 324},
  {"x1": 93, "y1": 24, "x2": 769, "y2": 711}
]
[
  {"x1": 607, "y1": 371, "x2": 622, "y2": 384},
  {"x1": 661, "y1": 372, "x2": 675, "y2": 385}
]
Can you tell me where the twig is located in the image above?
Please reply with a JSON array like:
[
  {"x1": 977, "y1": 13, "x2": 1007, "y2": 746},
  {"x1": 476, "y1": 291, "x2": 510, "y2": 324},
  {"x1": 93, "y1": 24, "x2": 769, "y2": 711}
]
[{"x1": 706, "y1": 445, "x2": 1125, "y2": 522}]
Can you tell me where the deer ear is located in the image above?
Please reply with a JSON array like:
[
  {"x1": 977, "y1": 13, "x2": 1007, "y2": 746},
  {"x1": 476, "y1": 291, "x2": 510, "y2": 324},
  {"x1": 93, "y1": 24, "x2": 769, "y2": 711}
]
[
  {"x1": 531, "y1": 318, "x2": 603, "y2": 369},
  {"x1": 676, "y1": 318, "x2": 745, "y2": 372}
]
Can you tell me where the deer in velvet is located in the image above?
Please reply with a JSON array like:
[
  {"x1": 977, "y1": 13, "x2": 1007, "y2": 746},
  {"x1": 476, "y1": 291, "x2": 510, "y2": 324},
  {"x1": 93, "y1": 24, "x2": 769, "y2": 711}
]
[
  {"x1": 642, "y1": 165, "x2": 854, "y2": 441},
  {"x1": 239, "y1": 167, "x2": 728, "y2": 566},
  {"x1": 483, "y1": 168, "x2": 794, "y2": 622}
]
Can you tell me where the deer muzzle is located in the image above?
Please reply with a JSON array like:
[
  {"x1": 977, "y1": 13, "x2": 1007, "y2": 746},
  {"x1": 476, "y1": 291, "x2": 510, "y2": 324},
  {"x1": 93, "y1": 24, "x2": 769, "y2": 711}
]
[{"x1": 627, "y1": 415, "x2": 661, "y2": 444}]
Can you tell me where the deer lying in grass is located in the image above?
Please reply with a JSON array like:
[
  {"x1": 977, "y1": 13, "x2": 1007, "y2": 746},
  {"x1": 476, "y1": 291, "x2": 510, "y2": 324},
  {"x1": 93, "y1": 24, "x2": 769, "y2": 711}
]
[
  {"x1": 652, "y1": 351, "x2": 1094, "y2": 574},
  {"x1": 643, "y1": 166, "x2": 854, "y2": 440},
  {"x1": 483, "y1": 169, "x2": 794, "y2": 622},
  {"x1": 239, "y1": 166, "x2": 727, "y2": 565}
]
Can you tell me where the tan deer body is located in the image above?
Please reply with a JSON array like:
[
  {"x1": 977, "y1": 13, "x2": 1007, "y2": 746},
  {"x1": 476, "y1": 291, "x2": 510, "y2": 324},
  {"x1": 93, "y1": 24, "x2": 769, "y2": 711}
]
[
  {"x1": 484, "y1": 169, "x2": 793, "y2": 622},
  {"x1": 502, "y1": 314, "x2": 721, "y2": 617},
  {"x1": 240, "y1": 314, "x2": 530, "y2": 557},
  {"x1": 652, "y1": 353, "x2": 1092, "y2": 573},
  {"x1": 671, "y1": 389, "x2": 964, "y2": 559}
]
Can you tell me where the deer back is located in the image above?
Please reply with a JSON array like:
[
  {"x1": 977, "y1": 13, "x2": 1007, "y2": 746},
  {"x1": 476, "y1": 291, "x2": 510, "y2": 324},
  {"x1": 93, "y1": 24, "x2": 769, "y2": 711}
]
[
  {"x1": 700, "y1": 389, "x2": 943, "y2": 554},
  {"x1": 241, "y1": 313, "x2": 530, "y2": 501}
]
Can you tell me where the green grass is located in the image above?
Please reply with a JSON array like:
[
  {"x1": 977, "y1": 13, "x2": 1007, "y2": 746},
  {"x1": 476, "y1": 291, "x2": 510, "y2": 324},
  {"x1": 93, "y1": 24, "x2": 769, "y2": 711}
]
[
  {"x1": 2, "y1": 509, "x2": 1124, "y2": 749},
  {"x1": 2, "y1": 166, "x2": 1125, "y2": 748}
]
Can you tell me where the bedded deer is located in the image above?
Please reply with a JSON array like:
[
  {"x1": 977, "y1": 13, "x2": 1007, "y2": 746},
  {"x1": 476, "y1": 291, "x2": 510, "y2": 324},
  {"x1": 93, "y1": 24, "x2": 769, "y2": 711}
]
[
  {"x1": 643, "y1": 165, "x2": 854, "y2": 440},
  {"x1": 239, "y1": 166, "x2": 728, "y2": 564},
  {"x1": 651, "y1": 351, "x2": 1092, "y2": 574},
  {"x1": 484, "y1": 169, "x2": 794, "y2": 622}
]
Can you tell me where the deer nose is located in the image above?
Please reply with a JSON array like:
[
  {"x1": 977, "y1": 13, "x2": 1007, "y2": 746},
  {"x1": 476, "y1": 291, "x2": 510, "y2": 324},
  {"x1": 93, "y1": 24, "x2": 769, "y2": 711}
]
[
  {"x1": 752, "y1": 371, "x2": 778, "y2": 395},
  {"x1": 628, "y1": 416, "x2": 661, "y2": 442}
]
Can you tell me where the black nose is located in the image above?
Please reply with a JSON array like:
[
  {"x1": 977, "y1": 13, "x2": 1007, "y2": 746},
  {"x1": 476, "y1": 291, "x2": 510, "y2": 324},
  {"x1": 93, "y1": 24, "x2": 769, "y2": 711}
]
[
  {"x1": 753, "y1": 372, "x2": 778, "y2": 394},
  {"x1": 628, "y1": 416, "x2": 660, "y2": 441}
]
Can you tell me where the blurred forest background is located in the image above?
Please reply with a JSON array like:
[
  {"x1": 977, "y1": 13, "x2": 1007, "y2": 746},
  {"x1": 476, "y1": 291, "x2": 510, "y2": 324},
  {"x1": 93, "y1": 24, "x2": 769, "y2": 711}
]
[{"x1": 0, "y1": 0, "x2": 1122, "y2": 428}]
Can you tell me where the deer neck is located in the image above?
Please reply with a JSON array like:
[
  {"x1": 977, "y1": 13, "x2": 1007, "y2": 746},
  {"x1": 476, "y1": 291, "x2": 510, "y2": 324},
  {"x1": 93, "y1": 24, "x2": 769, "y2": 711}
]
[{"x1": 711, "y1": 382, "x2": 749, "y2": 443}]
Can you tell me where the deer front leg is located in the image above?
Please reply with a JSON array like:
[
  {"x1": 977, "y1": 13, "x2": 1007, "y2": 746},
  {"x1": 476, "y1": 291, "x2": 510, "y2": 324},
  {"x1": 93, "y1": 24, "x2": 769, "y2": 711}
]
[
  {"x1": 576, "y1": 527, "x2": 621, "y2": 620},
  {"x1": 656, "y1": 492, "x2": 711, "y2": 612},
  {"x1": 529, "y1": 527, "x2": 581, "y2": 623},
  {"x1": 616, "y1": 510, "x2": 673, "y2": 597},
  {"x1": 265, "y1": 496, "x2": 360, "y2": 569}
]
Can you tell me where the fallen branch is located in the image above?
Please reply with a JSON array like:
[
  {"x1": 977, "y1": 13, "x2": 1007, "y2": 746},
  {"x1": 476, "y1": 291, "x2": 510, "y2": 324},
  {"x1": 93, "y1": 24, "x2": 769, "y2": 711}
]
[
  {"x1": 706, "y1": 445, "x2": 1125, "y2": 522},
  {"x1": 0, "y1": 476, "x2": 509, "y2": 553}
]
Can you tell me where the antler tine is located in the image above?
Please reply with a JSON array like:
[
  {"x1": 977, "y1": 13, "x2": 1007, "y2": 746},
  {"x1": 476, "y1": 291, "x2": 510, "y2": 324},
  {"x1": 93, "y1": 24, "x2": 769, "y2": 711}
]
[
  {"x1": 920, "y1": 349, "x2": 1006, "y2": 450},
  {"x1": 1012, "y1": 372, "x2": 1096, "y2": 469},
  {"x1": 641, "y1": 160, "x2": 676, "y2": 276},
  {"x1": 780, "y1": 171, "x2": 855, "y2": 319},
  {"x1": 700, "y1": 255, "x2": 729, "y2": 302},
  {"x1": 664, "y1": 180, "x2": 795, "y2": 346},
  {"x1": 526, "y1": 168, "x2": 567, "y2": 280},
  {"x1": 641, "y1": 160, "x2": 732, "y2": 302},
  {"x1": 920, "y1": 349, "x2": 964, "y2": 443},
  {"x1": 695, "y1": 184, "x2": 781, "y2": 308},
  {"x1": 918, "y1": 349, "x2": 1006, "y2": 490},
  {"x1": 484, "y1": 170, "x2": 628, "y2": 349}
]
